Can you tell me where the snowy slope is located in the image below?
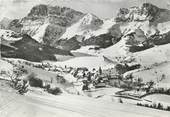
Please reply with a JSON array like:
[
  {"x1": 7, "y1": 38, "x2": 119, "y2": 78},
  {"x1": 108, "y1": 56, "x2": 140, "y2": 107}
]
[
  {"x1": 21, "y1": 21, "x2": 48, "y2": 43},
  {"x1": 122, "y1": 43, "x2": 170, "y2": 85},
  {"x1": 100, "y1": 36, "x2": 130, "y2": 58},
  {"x1": 119, "y1": 21, "x2": 156, "y2": 37},
  {"x1": 118, "y1": 20, "x2": 170, "y2": 40},
  {"x1": 157, "y1": 21, "x2": 170, "y2": 34},
  {"x1": 124, "y1": 62, "x2": 170, "y2": 82},
  {"x1": 122, "y1": 44, "x2": 170, "y2": 87},
  {"x1": 1, "y1": 86, "x2": 170, "y2": 117},
  {"x1": 71, "y1": 36, "x2": 130, "y2": 59},
  {"x1": 32, "y1": 22, "x2": 49, "y2": 43},
  {"x1": 71, "y1": 20, "x2": 170, "y2": 59},
  {"x1": 60, "y1": 14, "x2": 115, "y2": 40},
  {"x1": 50, "y1": 56, "x2": 114, "y2": 70},
  {"x1": 74, "y1": 20, "x2": 170, "y2": 63},
  {"x1": 134, "y1": 44, "x2": 170, "y2": 66},
  {"x1": 86, "y1": 18, "x2": 115, "y2": 39},
  {"x1": 71, "y1": 45, "x2": 101, "y2": 55}
]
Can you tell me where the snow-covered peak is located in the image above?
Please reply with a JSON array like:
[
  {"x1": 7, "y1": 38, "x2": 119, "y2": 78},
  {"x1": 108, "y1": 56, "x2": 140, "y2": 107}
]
[
  {"x1": 80, "y1": 13, "x2": 99, "y2": 26},
  {"x1": 32, "y1": 22, "x2": 49, "y2": 43},
  {"x1": 59, "y1": 13, "x2": 102, "y2": 40},
  {"x1": 60, "y1": 14, "x2": 115, "y2": 40}
]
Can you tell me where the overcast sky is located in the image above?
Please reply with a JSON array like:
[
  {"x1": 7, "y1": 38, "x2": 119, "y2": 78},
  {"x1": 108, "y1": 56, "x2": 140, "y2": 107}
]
[{"x1": 0, "y1": 0, "x2": 170, "y2": 20}]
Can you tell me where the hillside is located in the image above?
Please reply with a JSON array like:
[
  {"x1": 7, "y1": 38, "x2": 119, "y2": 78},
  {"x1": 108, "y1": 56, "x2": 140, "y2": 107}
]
[
  {"x1": 0, "y1": 30, "x2": 73, "y2": 62},
  {"x1": 7, "y1": 4, "x2": 84, "y2": 45},
  {"x1": 2, "y1": 5, "x2": 119, "y2": 50}
]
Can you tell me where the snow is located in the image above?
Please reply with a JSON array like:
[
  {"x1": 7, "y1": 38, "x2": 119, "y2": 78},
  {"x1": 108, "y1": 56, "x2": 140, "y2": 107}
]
[
  {"x1": 3, "y1": 58, "x2": 42, "y2": 66},
  {"x1": 144, "y1": 94, "x2": 170, "y2": 103},
  {"x1": 60, "y1": 14, "x2": 115, "y2": 40},
  {"x1": 0, "y1": 59, "x2": 13, "y2": 80},
  {"x1": 50, "y1": 56, "x2": 114, "y2": 70},
  {"x1": 134, "y1": 44, "x2": 170, "y2": 66},
  {"x1": 71, "y1": 45, "x2": 101, "y2": 55},
  {"x1": 140, "y1": 21, "x2": 156, "y2": 36},
  {"x1": 120, "y1": 21, "x2": 156, "y2": 37},
  {"x1": 101, "y1": 36, "x2": 130, "y2": 58},
  {"x1": 124, "y1": 6, "x2": 147, "y2": 21},
  {"x1": 124, "y1": 62, "x2": 170, "y2": 84},
  {"x1": 21, "y1": 20, "x2": 45, "y2": 42},
  {"x1": 85, "y1": 87, "x2": 121, "y2": 98},
  {"x1": 144, "y1": 94, "x2": 170, "y2": 107},
  {"x1": 86, "y1": 18, "x2": 115, "y2": 39},
  {"x1": 80, "y1": 13, "x2": 95, "y2": 25},
  {"x1": 1, "y1": 87, "x2": 170, "y2": 117},
  {"x1": 122, "y1": 43, "x2": 170, "y2": 86},
  {"x1": 0, "y1": 59, "x2": 13, "y2": 73},
  {"x1": 157, "y1": 21, "x2": 170, "y2": 34},
  {"x1": 60, "y1": 13, "x2": 170, "y2": 42},
  {"x1": 32, "y1": 22, "x2": 49, "y2": 43},
  {"x1": 60, "y1": 13, "x2": 95, "y2": 40},
  {"x1": 0, "y1": 29, "x2": 22, "y2": 41},
  {"x1": 23, "y1": 65, "x2": 57, "y2": 83},
  {"x1": 63, "y1": 74, "x2": 77, "y2": 83},
  {"x1": 119, "y1": 20, "x2": 170, "y2": 39}
]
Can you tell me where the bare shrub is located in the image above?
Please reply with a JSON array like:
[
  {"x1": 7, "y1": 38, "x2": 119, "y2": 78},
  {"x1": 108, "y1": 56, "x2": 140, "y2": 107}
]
[{"x1": 28, "y1": 73, "x2": 43, "y2": 88}]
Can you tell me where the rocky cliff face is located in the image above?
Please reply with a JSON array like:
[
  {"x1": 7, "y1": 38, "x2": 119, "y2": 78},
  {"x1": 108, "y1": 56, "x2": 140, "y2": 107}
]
[
  {"x1": 115, "y1": 3, "x2": 170, "y2": 24},
  {"x1": 141, "y1": 3, "x2": 170, "y2": 23},
  {"x1": 3, "y1": 3, "x2": 170, "y2": 52},
  {"x1": 4, "y1": 4, "x2": 118, "y2": 50},
  {"x1": 5, "y1": 4, "x2": 118, "y2": 50},
  {"x1": 112, "y1": 3, "x2": 170, "y2": 53},
  {"x1": 7, "y1": 4, "x2": 84, "y2": 45}
]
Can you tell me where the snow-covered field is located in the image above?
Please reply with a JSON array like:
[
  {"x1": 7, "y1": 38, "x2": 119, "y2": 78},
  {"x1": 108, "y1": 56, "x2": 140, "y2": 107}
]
[
  {"x1": 144, "y1": 94, "x2": 170, "y2": 103},
  {"x1": 71, "y1": 45, "x2": 101, "y2": 56},
  {"x1": 134, "y1": 44, "x2": 170, "y2": 67},
  {"x1": 1, "y1": 83, "x2": 170, "y2": 117},
  {"x1": 49, "y1": 56, "x2": 114, "y2": 70},
  {"x1": 143, "y1": 94, "x2": 170, "y2": 107}
]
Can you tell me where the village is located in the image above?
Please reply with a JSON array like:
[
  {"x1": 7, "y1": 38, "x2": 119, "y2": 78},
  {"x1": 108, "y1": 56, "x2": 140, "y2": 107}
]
[
  {"x1": 2, "y1": 58, "x2": 170, "y2": 97},
  {"x1": 1, "y1": 56, "x2": 170, "y2": 112}
]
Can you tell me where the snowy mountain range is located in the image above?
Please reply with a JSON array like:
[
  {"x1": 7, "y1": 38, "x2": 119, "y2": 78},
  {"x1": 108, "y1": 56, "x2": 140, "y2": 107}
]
[
  {"x1": 1, "y1": 3, "x2": 170, "y2": 80},
  {"x1": 1, "y1": 2, "x2": 170, "y2": 117}
]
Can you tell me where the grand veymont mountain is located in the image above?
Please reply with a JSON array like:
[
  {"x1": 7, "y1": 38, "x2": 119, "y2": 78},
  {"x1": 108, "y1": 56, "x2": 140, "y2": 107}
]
[{"x1": 1, "y1": 3, "x2": 170, "y2": 62}]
